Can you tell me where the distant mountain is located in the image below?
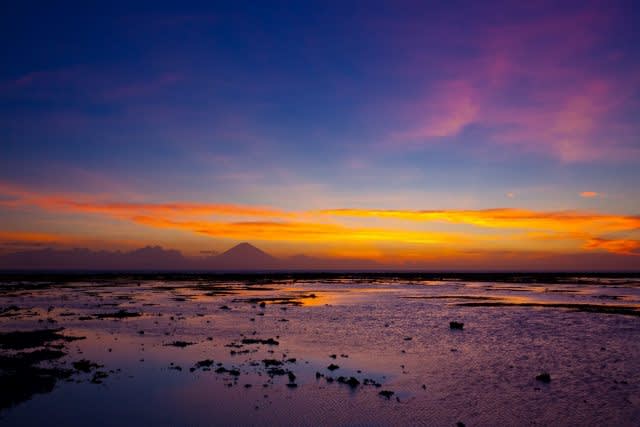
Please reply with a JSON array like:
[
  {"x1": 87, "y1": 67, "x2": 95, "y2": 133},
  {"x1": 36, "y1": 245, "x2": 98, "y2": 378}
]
[
  {"x1": 212, "y1": 242, "x2": 279, "y2": 270},
  {"x1": 2, "y1": 242, "x2": 637, "y2": 271},
  {"x1": 0, "y1": 242, "x2": 276, "y2": 271},
  {"x1": 0, "y1": 242, "x2": 388, "y2": 271},
  {"x1": 0, "y1": 246, "x2": 188, "y2": 271}
]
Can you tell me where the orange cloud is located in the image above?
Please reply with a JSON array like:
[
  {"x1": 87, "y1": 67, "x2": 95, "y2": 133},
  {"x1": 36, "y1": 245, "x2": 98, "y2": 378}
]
[
  {"x1": 321, "y1": 208, "x2": 640, "y2": 234},
  {"x1": 580, "y1": 191, "x2": 599, "y2": 198},
  {"x1": 0, "y1": 230, "x2": 70, "y2": 244},
  {"x1": 3, "y1": 182, "x2": 639, "y2": 258},
  {"x1": 584, "y1": 238, "x2": 640, "y2": 256},
  {"x1": 0, "y1": 181, "x2": 287, "y2": 218},
  {"x1": 131, "y1": 216, "x2": 471, "y2": 246}
]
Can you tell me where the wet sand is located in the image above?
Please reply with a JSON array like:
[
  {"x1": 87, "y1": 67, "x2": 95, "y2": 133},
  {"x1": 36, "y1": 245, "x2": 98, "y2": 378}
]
[{"x1": 1, "y1": 274, "x2": 639, "y2": 426}]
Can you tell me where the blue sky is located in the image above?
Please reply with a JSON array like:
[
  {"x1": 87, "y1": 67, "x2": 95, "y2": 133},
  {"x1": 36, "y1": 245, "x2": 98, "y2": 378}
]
[{"x1": 1, "y1": 1, "x2": 639, "y2": 267}]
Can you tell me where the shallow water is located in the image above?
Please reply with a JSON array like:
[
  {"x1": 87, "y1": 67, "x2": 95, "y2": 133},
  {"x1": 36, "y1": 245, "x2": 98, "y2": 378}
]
[{"x1": 1, "y1": 275, "x2": 639, "y2": 426}]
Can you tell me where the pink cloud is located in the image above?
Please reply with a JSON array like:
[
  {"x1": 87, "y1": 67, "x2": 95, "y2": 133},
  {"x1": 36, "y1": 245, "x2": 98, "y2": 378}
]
[
  {"x1": 384, "y1": 3, "x2": 639, "y2": 162},
  {"x1": 390, "y1": 80, "x2": 479, "y2": 143}
]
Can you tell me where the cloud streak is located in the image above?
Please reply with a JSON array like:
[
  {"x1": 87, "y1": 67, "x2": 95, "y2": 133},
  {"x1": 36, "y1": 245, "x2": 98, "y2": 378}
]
[{"x1": 321, "y1": 208, "x2": 640, "y2": 234}]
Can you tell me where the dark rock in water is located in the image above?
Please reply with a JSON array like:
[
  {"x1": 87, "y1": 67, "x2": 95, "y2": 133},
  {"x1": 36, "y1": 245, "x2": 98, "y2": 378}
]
[
  {"x1": 363, "y1": 378, "x2": 382, "y2": 387},
  {"x1": 329, "y1": 354, "x2": 337, "y2": 359},
  {"x1": 0, "y1": 305, "x2": 20, "y2": 317},
  {"x1": 327, "y1": 364, "x2": 340, "y2": 371},
  {"x1": 165, "y1": 341, "x2": 194, "y2": 348},
  {"x1": 267, "y1": 367, "x2": 288, "y2": 377},
  {"x1": 0, "y1": 328, "x2": 84, "y2": 350},
  {"x1": 286, "y1": 383, "x2": 298, "y2": 388},
  {"x1": 0, "y1": 364, "x2": 74, "y2": 410},
  {"x1": 193, "y1": 359, "x2": 214, "y2": 370},
  {"x1": 449, "y1": 321, "x2": 464, "y2": 330},
  {"x1": 536, "y1": 372, "x2": 551, "y2": 383},
  {"x1": 262, "y1": 359, "x2": 283, "y2": 367},
  {"x1": 73, "y1": 359, "x2": 102, "y2": 373},
  {"x1": 315, "y1": 372, "x2": 324, "y2": 379},
  {"x1": 90, "y1": 371, "x2": 108, "y2": 384},
  {"x1": 404, "y1": 337, "x2": 412, "y2": 341},
  {"x1": 226, "y1": 342, "x2": 244, "y2": 348},
  {"x1": 287, "y1": 371, "x2": 296, "y2": 382},
  {"x1": 215, "y1": 366, "x2": 240, "y2": 376},
  {"x1": 337, "y1": 376, "x2": 360, "y2": 388},
  {"x1": 456, "y1": 422, "x2": 466, "y2": 427},
  {"x1": 94, "y1": 310, "x2": 141, "y2": 319},
  {"x1": 379, "y1": 390, "x2": 394, "y2": 399},
  {"x1": 220, "y1": 305, "x2": 231, "y2": 310},
  {"x1": 242, "y1": 338, "x2": 279, "y2": 345},
  {"x1": 259, "y1": 302, "x2": 266, "y2": 308},
  {"x1": 244, "y1": 384, "x2": 252, "y2": 388},
  {"x1": 1, "y1": 350, "x2": 66, "y2": 370}
]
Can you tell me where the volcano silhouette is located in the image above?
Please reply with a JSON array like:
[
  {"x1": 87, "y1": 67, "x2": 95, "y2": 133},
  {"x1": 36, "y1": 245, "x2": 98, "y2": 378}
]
[{"x1": 214, "y1": 242, "x2": 278, "y2": 269}]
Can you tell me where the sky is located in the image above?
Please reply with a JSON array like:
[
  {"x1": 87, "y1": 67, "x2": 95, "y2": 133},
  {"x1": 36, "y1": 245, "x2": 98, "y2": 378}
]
[{"x1": 1, "y1": 1, "x2": 639, "y2": 269}]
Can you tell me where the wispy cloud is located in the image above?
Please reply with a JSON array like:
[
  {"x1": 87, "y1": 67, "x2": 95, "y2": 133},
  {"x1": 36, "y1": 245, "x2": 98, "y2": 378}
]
[
  {"x1": 382, "y1": 3, "x2": 639, "y2": 162},
  {"x1": 321, "y1": 208, "x2": 640, "y2": 234},
  {"x1": 0, "y1": 182, "x2": 287, "y2": 218},
  {"x1": 390, "y1": 80, "x2": 479, "y2": 143},
  {"x1": 584, "y1": 237, "x2": 640, "y2": 256}
]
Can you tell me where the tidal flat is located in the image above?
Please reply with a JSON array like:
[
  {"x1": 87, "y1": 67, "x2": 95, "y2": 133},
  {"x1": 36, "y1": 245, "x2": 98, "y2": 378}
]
[{"x1": 0, "y1": 273, "x2": 639, "y2": 426}]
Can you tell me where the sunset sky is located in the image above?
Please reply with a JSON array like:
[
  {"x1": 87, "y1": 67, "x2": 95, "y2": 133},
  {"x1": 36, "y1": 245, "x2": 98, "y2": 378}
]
[{"x1": 1, "y1": 1, "x2": 639, "y2": 269}]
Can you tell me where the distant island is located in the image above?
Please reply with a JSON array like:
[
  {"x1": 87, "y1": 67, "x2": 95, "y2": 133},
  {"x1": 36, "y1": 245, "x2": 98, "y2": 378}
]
[
  {"x1": 0, "y1": 242, "x2": 379, "y2": 271},
  {"x1": 1, "y1": 241, "x2": 639, "y2": 272}
]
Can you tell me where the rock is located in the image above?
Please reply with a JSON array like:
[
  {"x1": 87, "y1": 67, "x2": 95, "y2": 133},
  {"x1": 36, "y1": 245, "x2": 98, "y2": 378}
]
[
  {"x1": 165, "y1": 341, "x2": 194, "y2": 348},
  {"x1": 379, "y1": 390, "x2": 394, "y2": 399},
  {"x1": 449, "y1": 321, "x2": 464, "y2": 330},
  {"x1": 536, "y1": 372, "x2": 551, "y2": 383},
  {"x1": 337, "y1": 376, "x2": 360, "y2": 388},
  {"x1": 72, "y1": 359, "x2": 102, "y2": 373},
  {"x1": 242, "y1": 338, "x2": 279, "y2": 345}
]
